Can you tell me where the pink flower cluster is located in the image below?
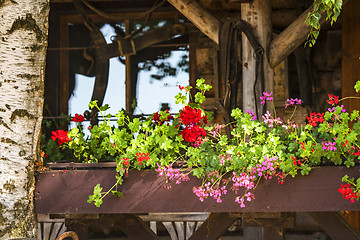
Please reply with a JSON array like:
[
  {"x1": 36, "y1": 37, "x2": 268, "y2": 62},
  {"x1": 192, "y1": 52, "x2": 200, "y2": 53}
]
[
  {"x1": 209, "y1": 123, "x2": 225, "y2": 137},
  {"x1": 155, "y1": 164, "x2": 190, "y2": 184},
  {"x1": 260, "y1": 92, "x2": 273, "y2": 105},
  {"x1": 219, "y1": 154, "x2": 231, "y2": 166},
  {"x1": 262, "y1": 111, "x2": 282, "y2": 128},
  {"x1": 193, "y1": 182, "x2": 227, "y2": 203},
  {"x1": 246, "y1": 109, "x2": 257, "y2": 121},
  {"x1": 235, "y1": 192, "x2": 255, "y2": 208},
  {"x1": 285, "y1": 98, "x2": 303, "y2": 108},
  {"x1": 322, "y1": 141, "x2": 337, "y2": 151},
  {"x1": 250, "y1": 156, "x2": 277, "y2": 179},
  {"x1": 232, "y1": 156, "x2": 278, "y2": 207}
]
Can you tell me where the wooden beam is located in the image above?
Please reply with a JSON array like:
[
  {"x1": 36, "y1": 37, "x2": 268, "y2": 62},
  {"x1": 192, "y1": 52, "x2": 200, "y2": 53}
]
[
  {"x1": 242, "y1": 216, "x2": 294, "y2": 240},
  {"x1": 115, "y1": 214, "x2": 160, "y2": 240},
  {"x1": 269, "y1": 1, "x2": 349, "y2": 68},
  {"x1": 187, "y1": 213, "x2": 237, "y2": 240},
  {"x1": 242, "y1": 0, "x2": 273, "y2": 114},
  {"x1": 167, "y1": 0, "x2": 221, "y2": 44},
  {"x1": 308, "y1": 212, "x2": 360, "y2": 240},
  {"x1": 35, "y1": 166, "x2": 360, "y2": 214}
]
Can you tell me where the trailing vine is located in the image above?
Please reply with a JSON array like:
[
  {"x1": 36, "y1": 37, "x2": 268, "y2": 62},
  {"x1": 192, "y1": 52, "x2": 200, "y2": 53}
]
[{"x1": 306, "y1": 0, "x2": 343, "y2": 47}]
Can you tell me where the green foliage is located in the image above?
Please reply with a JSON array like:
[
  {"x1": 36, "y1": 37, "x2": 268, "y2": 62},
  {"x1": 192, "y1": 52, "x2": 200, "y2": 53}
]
[
  {"x1": 305, "y1": 0, "x2": 343, "y2": 47},
  {"x1": 49, "y1": 79, "x2": 360, "y2": 207}
]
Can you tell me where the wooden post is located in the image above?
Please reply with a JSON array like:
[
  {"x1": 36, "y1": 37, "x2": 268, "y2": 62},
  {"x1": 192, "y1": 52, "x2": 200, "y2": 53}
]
[
  {"x1": 308, "y1": 212, "x2": 360, "y2": 240},
  {"x1": 187, "y1": 213, "x2": 237, "y2": 240},
  {"x1": 241, "y1": 0, "x2": 273, "y2": 115},
  {"x1": 342, "y1": 0, "x2": 360, "y2": 115},
  {"x1": 167, "y1": 0, "x2": 221, "y2": 44}
]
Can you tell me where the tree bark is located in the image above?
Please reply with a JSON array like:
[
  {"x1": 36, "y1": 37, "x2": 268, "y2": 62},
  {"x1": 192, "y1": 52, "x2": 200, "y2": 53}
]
[{"x1": 0, "y1": 0, "x2": 49, "y2": 238}]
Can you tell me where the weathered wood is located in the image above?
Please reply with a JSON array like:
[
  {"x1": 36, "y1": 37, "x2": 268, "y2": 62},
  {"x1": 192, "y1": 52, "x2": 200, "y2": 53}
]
[
  {"x1": 243, "y1": 227, "x2": 263, "y2": 240},
  {"x1": 65, "y1": 220, "x2": 88, "y2": 240},
  {"x1": 242, "y1": 217, "x2": 294, "y2": 240},
  {"x1": 269, "y1": 1, "x2": 349, "y2": 67},
  {"x1": 35, "y1": 166, "x2": 360, "y2": 214},
  {"x1": 308, "y1": 212, "x2": 360, "y2": 240},
  {"x1": 242, "y1": 0, "x2": 273, "y2": 114},
  {"x1": 115, "y1": 214, "x2": 161, "y2": 240},
  {"x1": 140, "y1": 213, "x2": 210, "y2": 222},
  {"x1": 342, "y1": 0, "x2": 360, "y2": 118},
  {"x1": 187, "y1": 213, "x2": 237, "y2": 240},
  {"x1": 167, "y1": 0, "x2": 221, "y2": 44}
]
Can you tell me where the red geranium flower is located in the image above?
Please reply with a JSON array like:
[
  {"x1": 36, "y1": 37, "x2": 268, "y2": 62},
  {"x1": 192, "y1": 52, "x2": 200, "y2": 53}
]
[
  {"x1": 71, "y1": 113, "x2": 85, "y2": 123},
  {"x1": 327, "y1": 94, "x2": 340, "y2": 105},
  {"x1": 122, "y1": 157, "x2": 130, "y2": 166},
  {"x1": 136, "y1": 152, "x2": 150, "y2": 165},
  {"x1": 181, "y1": 125, "x2": 206, "y2": 143},
  {"x1": 306, "y1": 112, "x2": 324, "y2": 127},
  {"x1": 51, "y1": 130, "x2": 71, "y2": 145},
  {"x1": 152, "y1": 109, "x2": 173, "y2": 125},
  {"x1": 338, "y1": 184, "x2": 359, "y2": 203}
]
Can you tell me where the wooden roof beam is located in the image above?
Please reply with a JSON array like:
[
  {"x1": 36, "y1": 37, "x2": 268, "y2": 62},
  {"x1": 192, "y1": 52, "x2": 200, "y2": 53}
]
[
  {"x1": 269, "y1": 1, "x2": 348, "y2": 68},
  {"x1": 167, "y1": 0, "x2": 221, "y2": 44}
]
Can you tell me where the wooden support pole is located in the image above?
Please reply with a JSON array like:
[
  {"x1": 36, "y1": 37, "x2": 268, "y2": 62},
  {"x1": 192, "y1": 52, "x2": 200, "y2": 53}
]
[
  {"x1": 242, "y1": 0, "x2": 273, "y2": 114},
  {"x1": 308, "y1": 212, "x2": 360, "y2": 240},
  {"x1": 116, "y1": 214, "x2": 160, "y2": 240},
  {"x1": 167, "y1": 0, "x2": 221, "y2": 44},
  {"x1": 187, "y1": 213, "x2": 237, "y2": 240},
  {"x1": 342, "y1": 0, "x2": 360, "y2": 116}
]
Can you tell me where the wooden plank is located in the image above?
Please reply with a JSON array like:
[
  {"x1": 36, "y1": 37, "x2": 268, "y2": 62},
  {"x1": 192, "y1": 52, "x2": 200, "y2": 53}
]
[
  {"x1": 35, "y1": 166, "x2": 360, "y2": 214},
  {"x1": 167, "y1": 0, "x2": 221, "y2": 44},
  {"x1": 308, "y1": 212, "x2": 360, "y2": 240},
  {"x1": 241, "y1": 0, "x2": 273, "y2": 114},
  {"x1": 342, "y1": 0, "x2": 360, "y2": 117},
  {"x1": 115, "y1": 214, "x2": 160, "y2": 240},
  {"x1": 187, "y1": 213, "x2": 237, "y2": 240},
  {"x1": 243, "y1": 217, "x2": 294, "y2": 240},
  {"x1": 163, "y1": 222, "x2": 178, "y2": 240}
]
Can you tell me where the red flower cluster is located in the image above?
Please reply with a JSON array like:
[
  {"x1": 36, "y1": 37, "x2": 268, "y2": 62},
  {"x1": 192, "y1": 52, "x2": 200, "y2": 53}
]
[
  {"x1": 276, "y1": 172, "x2": 286, "y2": 185},
  {"x1": 306, "y1": 112, "x2": 325, "y2": 127},
  {"x1": 51, "y1": 130, "x2": 71, "y2": 145},
  {"x1": 122, "y1": 157, "x2": 130, "y2": 166},
  {"x1": 71, "y1": 113, "x2": 85, "y2": 123},
  {"x1": 179, "y1": 106, "x2": 208, "y2": 146},
  {"x1": 341, "y1": 140, "x2": 360, "y2": 156},
  {"x1": 291, "y1": 156, "x2": 301, "y2": 166},
  {"x1": 180, "y1": 106, "x2": 206, "y2": 125},
  {"x1": 136, "y1": 152, "x2": 150, "y2": 165},
  {"x1": 181, "y1": 125, "x2": 206, "y2": 143},
  {"x1": 338, "y1": 184, "x2": 359, "y2": 203},
  {"x1": 327, "y1": 94, "x2": 340, "y2": 105},
  {"x1": 152, "y1": 109, "x2": 174, "y2": 125}
]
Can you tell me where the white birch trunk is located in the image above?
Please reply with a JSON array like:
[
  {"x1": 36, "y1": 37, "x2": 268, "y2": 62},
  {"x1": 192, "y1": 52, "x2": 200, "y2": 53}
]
[{"x1": 0, "y1": 0, "x2": 49, "y2": 238}]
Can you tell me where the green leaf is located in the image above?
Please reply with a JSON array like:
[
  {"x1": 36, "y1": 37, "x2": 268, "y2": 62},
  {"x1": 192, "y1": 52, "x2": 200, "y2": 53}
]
[
  {"x1": 194, "y1": 92, "x2": 206, "y2": 104},
  {"x1": 111, "y1": 190, "x2": 124, "y2": 198},
  {"x1": 355, "y1": 81, "x2": 360, "y2": 93},
  {"x1": 88, "y1": 100, "x2": 98, "y2": 109},
  {"x1": 100, "y1": 104, "x2": 110, "y2": 111}
]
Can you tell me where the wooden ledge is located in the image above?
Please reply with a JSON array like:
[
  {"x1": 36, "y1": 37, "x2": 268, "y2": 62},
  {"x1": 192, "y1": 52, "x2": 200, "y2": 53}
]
[{"x1": 35, "y1": 165, "x2": 360, "y2": 214}]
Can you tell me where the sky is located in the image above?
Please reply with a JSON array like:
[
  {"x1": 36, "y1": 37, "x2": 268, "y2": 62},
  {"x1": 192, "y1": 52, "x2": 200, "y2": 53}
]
[{"x1": 68, "y1": 24, "x2": 189, "y2": 130}]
